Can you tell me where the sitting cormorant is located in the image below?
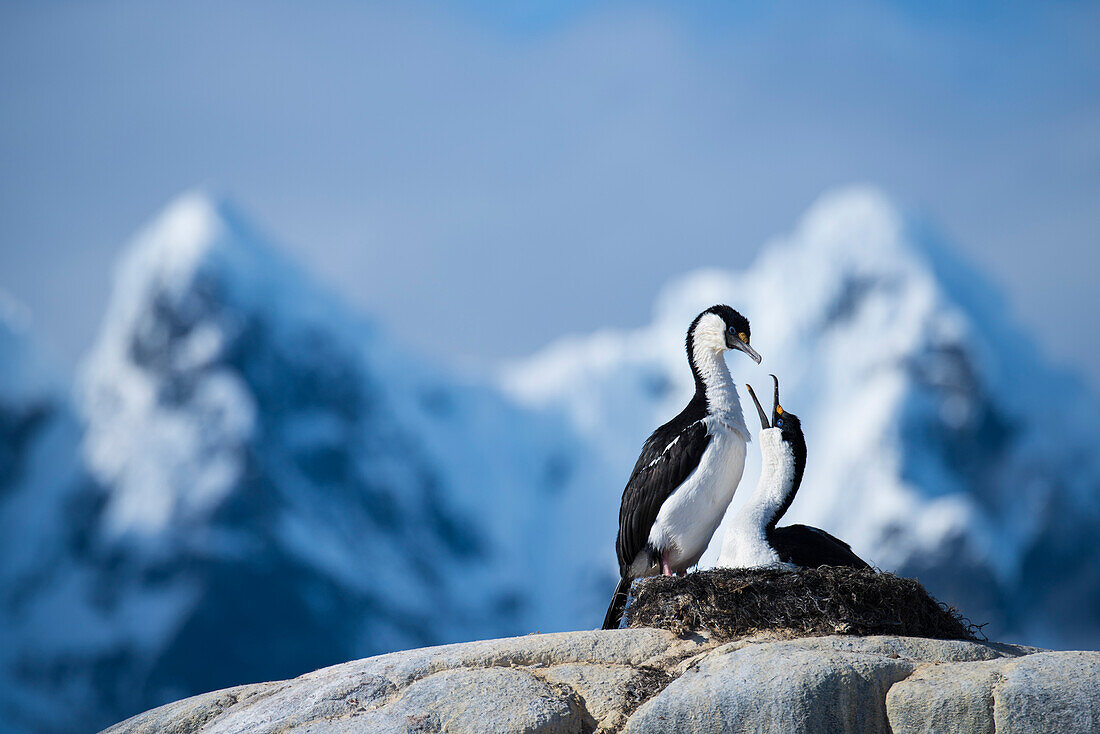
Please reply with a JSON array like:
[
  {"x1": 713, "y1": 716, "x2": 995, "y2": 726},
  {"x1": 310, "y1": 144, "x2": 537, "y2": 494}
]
[
  {"x1": 717, "y1": 375, "x2": 870, "y2": 570},
  {"x1": 602, "y1": 305, "x2": 762, "y2": 630}
]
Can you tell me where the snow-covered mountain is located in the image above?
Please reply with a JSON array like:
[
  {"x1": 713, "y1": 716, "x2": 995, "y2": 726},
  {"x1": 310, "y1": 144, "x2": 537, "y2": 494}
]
[
  {"x1": 0, "y1": 194, "x2": 610, "y2": 734},
  {"x1": 504, "y1": 186, "x2": 1100, "y2": 649},
  {"x1": 3, "y1": 185, "x2": 1099, "y2": 734}
]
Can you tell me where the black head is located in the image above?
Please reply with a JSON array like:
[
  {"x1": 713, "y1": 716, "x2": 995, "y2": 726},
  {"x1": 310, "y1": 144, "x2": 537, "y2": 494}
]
[
  {"x1": 770, "y1": 375, "x2": 803, "y2": 447},
  {"x1": 747, "y1": 374, "x2": 805, "y2": 456},
  {"x1": 745, "y1": 374, "x2": 802, "y2": 437},
  {"x1": 685, "y1": 305, "x2": 761, "y2": 364}
]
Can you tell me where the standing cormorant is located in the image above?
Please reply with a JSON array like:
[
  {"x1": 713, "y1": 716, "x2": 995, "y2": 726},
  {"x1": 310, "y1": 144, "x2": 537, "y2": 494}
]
[{"x1": 602, "y1": 305, "x2": 762, "y2": 630}]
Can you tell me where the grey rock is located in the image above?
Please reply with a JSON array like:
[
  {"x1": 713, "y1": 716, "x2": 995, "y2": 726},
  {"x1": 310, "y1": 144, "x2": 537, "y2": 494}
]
[
  {"x1": 886, "y1": 649, "x2": 1100, "y2": 734},
  {"x1": 541, "y1": 663, "x2": 670, "y2": 733},
  {"x1": 627, "y1": 640, "x2": 914, "y2": 734},
  {"x1": 200, "y1": 669, "x2": 398, "y2": 734},
  {"x1": 305, "y1": 628, "x2": 697, "y2": 692},
  {"x1": 101, "y1": 629, "x2": 1099, "y2": 734},
  {"x1": 771, "y1": 634, "x2": 1034, "y2": 663},
  {"x1": 99, "y1": 684, "x2": 271, "y2": 734},
  {"x1": 540, "y1": 664, "x2": 633, "y2": 731},
  {"x1": 319, "y1": 667, "x2": 584, "y2": 734},
  {"x1": 886, "y1": 659, "x2": 1005, "y2": 734},
  {"x1": 993, "y1": 651, "x2": 1100, "y2": 733},
  {"x1": 102, "y1": 629, "x2": 702, "y2": 734}
]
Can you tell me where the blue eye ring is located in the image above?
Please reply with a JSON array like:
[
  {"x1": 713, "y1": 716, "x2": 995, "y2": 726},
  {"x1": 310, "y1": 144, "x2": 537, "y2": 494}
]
[
  {"x1": 776, "y1": 418, "x2": 784, "y2": 427},
  {"x1": 728, "y1": 326, "x2": 736, "y2": 334}
]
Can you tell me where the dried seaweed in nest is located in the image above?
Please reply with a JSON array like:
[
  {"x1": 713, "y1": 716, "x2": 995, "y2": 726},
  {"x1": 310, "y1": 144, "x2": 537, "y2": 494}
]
[{"x1": 624, "y1": 566, "x2": 979, "y2": 641}]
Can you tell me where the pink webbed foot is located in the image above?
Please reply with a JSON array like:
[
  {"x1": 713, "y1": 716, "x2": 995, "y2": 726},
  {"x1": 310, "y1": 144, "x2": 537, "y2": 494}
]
[{"x1": 661, "y1": 552, "x2": 674, "y2": 577}]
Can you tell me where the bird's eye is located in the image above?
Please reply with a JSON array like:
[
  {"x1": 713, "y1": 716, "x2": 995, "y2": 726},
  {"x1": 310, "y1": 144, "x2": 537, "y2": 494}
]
[
  {"x1": 728, "y1": 326, "x2": 736, "y2": 335},
  {"x1": 776, "y1": 418, "x2": 784, "y2": 427}
]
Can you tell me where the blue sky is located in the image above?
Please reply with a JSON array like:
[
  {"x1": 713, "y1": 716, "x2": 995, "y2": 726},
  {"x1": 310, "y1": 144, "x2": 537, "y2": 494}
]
[{"x1": 1, "y1": 0, "x2": 1098, "y2": 386}]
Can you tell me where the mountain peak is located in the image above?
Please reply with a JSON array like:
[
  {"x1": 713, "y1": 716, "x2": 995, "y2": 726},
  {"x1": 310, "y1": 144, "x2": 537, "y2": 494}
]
[
  {"x1": 773, "y1": 185, "x2": 927, "y2": 280},
  {"x1": 78, "y1": 192, "x2": 314, "y2": 538},
  {"x1": 91, "y1": 190, "x2": 355, "y2": 371},
  {"x1": 139, "y1": 189, "x2": 226, "y2": 254},
  {"x1": 798, "y1": 185, "x2": 904, "y2": 241},
  {"x1": 120, "y1": 190, "x2": 274, "y2": 295}
]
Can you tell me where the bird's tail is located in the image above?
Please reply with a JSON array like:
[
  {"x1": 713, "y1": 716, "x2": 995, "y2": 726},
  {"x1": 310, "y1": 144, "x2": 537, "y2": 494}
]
[{"x1": 601, "y1": 577, "x2": 631, "y2": 630}]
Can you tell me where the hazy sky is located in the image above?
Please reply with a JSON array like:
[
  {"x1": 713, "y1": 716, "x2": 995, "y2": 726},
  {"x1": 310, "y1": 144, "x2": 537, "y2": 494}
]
[{"x1": 1, "y1": 1, "x2": 1098, "y2": 387}]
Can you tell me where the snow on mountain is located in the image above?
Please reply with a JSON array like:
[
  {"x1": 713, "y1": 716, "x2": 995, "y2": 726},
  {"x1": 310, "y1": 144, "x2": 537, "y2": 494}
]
[
  {"x1": 1, "y1": 192, "x2": 607, "y2": 734},
  {"x1": 504, "y1": 186, "x2": 1100, "y2": 649},
  {"x1": 4, "y1": 185, "x2": 1098, "y2": 733}
]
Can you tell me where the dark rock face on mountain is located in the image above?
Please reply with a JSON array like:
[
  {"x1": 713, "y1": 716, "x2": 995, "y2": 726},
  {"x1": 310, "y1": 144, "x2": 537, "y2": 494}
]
[{"x1": 0, "y1": 308, "x2": 103, "y2": 734}]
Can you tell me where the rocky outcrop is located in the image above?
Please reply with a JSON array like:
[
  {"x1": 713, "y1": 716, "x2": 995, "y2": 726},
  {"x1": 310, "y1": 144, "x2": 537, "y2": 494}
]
[{"x1": 102, "y1": 629, "x2": 1098, "y2": 734}]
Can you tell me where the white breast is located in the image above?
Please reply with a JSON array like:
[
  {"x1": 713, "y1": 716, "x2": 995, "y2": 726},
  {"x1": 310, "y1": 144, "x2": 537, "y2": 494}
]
[
  {"x1": 646, "y1": 417, "x2": 748, "y2": 573},
  {"x1": 717, "y1": 429, "x2": 794, "y2": 569},
  {"x1": 717, "y1": 526, "x2": 784, "y2": 569}
]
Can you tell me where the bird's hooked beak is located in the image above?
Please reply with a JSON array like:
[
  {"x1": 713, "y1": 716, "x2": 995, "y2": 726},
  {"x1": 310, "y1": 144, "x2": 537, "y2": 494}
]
[
  {"x1": 730, "y1": 335, "x2": 762, "y2": 364},
  {"x1": 745, "y1": 383, "x2": 771, "y2": 430},
  {"x1": 770, "y1": 374, "x2": 784, "y2": 427}
]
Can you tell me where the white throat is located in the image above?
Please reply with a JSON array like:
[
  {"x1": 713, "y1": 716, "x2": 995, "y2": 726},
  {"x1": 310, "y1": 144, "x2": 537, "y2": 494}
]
[
  {"x1": 690, "y1": 341, "x2": 750, "y2": 441},
  {"x1": 717, "y1": 428, "x2": 795, "y2": 568},
  {"x1": 692, "y1": 346, "x2": 737, "y2": 412}
]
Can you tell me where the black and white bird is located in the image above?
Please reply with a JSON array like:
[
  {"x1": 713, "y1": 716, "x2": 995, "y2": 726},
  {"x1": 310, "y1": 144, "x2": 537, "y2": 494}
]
[
  {"x1": 717, "y1": 375, "x2": 870, "y2": 570},
  {"x1": 602, "y1": 305, "x2": 762, "y2": 630}
]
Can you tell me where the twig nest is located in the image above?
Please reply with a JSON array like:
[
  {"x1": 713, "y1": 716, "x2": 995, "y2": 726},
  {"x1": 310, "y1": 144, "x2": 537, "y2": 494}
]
[{"x1": 625, "y1": 567, "x2": 978, "y2": 641}]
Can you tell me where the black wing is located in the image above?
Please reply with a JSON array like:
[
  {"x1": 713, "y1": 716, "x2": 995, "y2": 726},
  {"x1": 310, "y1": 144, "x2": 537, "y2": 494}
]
[
  {"x1": 616, "y1": 418, "x2": 711, "y2": 575},
  {"x1": 769, "y1": 524, "x2": 871, "y2": 570}
]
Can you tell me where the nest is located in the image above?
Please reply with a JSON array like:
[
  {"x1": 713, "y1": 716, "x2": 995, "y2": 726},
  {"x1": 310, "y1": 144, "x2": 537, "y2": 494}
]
[{"x1": 624, "y1": 567, "x2": 978, "y2": 641}]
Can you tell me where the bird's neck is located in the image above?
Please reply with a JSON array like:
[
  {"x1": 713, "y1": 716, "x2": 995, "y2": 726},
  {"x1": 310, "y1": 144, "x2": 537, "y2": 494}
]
[
  {"x1": 690, "y1": 347, "x2": 747, "y2": 435},
  {"x1": 735, "y1": 430, "x2": 798, "y2": 534}
]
